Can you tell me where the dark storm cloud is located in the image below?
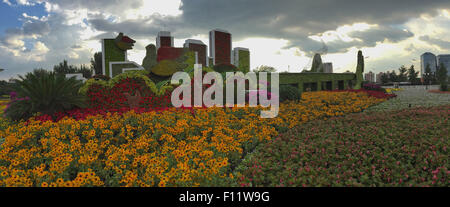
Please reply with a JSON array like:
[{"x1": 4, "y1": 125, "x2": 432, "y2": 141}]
[
  {"x1": 85, "y1": 0, "x2": 450, "y2": 53},
  {"x1": 419, "y1": 35, "x2": 450, "y2": 49},
  {"x1": 86, "y1": 13, "x2": 184, "y2": 39}
]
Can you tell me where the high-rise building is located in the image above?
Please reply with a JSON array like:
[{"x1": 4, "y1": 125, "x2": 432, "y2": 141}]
[
  {"x1": 420, "y1": 52, "x2": 437, "y2": 77},
  {"x1": 209, "y1": 29, "x2": 232, "y2": 65},
  {"x1": 376, "y1": 72, "x2": 384, "y2": 83},
  {"x1": 184, "y1": 39, "x2": 207, "y2": 66},
  {"x1": 156, "y1": 31, "x2": 174, "y2": 49},
  {"x1": 364, "y1": 71, "x2": 375, "y2": 83},
  {"x1": 437, "y1": 54, "x2": 450, "y2": 76},
  {"x1": 233, "y1": 47, "x2": 250, "y2": 73},
  {"x1": 323, "y1": 63, "x2": 333, "y2": 73}
]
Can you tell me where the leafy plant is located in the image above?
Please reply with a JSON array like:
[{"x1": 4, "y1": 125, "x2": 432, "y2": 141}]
[{"x1": 5, "y1": 71, "x2": 86, "y2": 121}]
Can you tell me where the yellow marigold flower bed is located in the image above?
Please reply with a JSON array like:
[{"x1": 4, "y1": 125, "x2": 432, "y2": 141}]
[
  {"x1": 385, "y1": 88, "x2": 403, "y2": 93},
  {"x1": 0, "y1": 99, "x2": 7, "y2": 117},
  {"x1": 0, "y1": 91, "x2": 384, "y2": 187}
]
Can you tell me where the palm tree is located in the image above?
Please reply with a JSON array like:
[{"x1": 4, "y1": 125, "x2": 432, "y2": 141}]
[{"x1": 5, "y1": 71, "x2": 86, "y2": 120}]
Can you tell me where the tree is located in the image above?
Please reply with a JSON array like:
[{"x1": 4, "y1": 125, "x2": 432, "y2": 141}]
[
  {"x1": 398, "y1": 65, "x2": 408, "y2": 82},
  {"x1": 79, "y1": 64, "x2": 93, "y2": 79},
  {"x1": 389, "y1": 70, "x2": 398, "y2": 82},
  {"x1": 54, "y1": 60, "x2": 92, "y2": 79},
  {"x1": 423, "y1": 63, "x2": 434, "y2": 85},
  {"x1": 407, "y1": 65, "x2": 419, "y2": 84},
  {"x1": 253, "y1": 65, "x2": 276, "y2": 73},
  {"x1": 5, "y1": 71, "x2": 86, "y2": 121},
  {"x1": 380, "y1": 73, "x2": 389, "y2": 84},
  {"x1": 436, "y1": 63, "x2": 448, "y2": 91},
  {"x1": 90, "y1": 52, "x2": 103, "y2": 75}
]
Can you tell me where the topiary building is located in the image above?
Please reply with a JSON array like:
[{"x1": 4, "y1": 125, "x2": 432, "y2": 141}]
[
  {"x1": 184, "y1": 39, "x2": 207, "y2": 67},
  {"x1": 209, "y1": 29, "x2": 232, "y2": 65}
]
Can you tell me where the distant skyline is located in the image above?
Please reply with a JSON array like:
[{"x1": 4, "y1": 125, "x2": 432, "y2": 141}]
[{"x1": 1, "y1": 0, "x2": 450, "y2": 80}]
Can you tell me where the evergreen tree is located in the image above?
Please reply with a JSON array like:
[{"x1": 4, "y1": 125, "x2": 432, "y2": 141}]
[
  {"x1": 90, "y1": 52, "x2": 103, "y2": 75},
  {"x1": 380, "y1": 73, "x2": 389, "y2": 84},
  {"x1": 436, "y1": 63, "x2": 448, "y2": 91},
  {"x1": 407, "y1": 65, "x2": 419, "y2": 83},
  {"x1": 423, "y1": 63, "x2": 434, "y2": 85},
  {"x1": 389, "y1": 70, "x2": 398, "y2": 82},
  {"x1": 54, "y1": 60, "x2": 92, "y2": 78},
  {"x1": 398, "y1": 65, "x2": 408, "y2": 82}
]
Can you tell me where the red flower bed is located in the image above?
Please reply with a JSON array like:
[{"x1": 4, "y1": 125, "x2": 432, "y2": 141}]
[
  {"x1": 333, "y1": 89, "x2": 396, "y2": 99},
  {"x1": 87, "y1": 77, "x2": 172, "y2": 110},
  {"x1": 32, "y1": 76, "x2": 212, "y2": 122}
]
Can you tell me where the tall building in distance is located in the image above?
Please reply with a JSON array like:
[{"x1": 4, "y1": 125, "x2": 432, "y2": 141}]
[
  {"x1": 420, "y1": 52, "x2": 437, "y2": 77},
  {"x1": 209, "y1": 29, "x2": 232, "y2": 65},
  {"x1": 437, "y1": 54, "x2": 450, "y2": 76},
  {"x1": 233, "y1": 47, "x2": 250, "y2": 73},
  {"x1": 376, "y1": 72, "x2": 384, "y2": 83},
  {"x1": 184, "y1": 39, "x2": 207, "y2": 66},
  {"x1": 364, "y1": 71, "x2": 375, "y2": 83},
  {"x1": 323, "y1": 63, "x2": 333, "y2": 73},
  {"x1": 156, "y1": 31, "x2": 174, "y2": 49}
]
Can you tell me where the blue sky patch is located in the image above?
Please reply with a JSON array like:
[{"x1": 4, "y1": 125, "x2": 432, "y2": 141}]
[{"x1": 0, "y1": 1, "x2": 48, "y2": 36}]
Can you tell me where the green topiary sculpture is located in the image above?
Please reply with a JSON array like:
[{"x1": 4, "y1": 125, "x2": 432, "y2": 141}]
[
  {"x1": 354, "y1": 50, "x2": 364, "y2": 89},
  {"x1": 142, "y1": 44, "x2": 157, "y2": 72},
  {"x1": 310, "y1": 53, "x2": 324, "y2": 72},
  {"x1": 151, "y1": 60, "x2": 179, "y2": 77}
]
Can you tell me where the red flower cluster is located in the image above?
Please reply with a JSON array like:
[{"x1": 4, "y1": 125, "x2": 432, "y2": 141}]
[
  {"x1": 31, "y1": 76, "x2": 212, "y2": 122},
  {"x1": 333, "y1": 89, "x2": 397, "y2": 99},
  {"x1": 87, "y1": 77, "x2": 172, "y2": 110}
]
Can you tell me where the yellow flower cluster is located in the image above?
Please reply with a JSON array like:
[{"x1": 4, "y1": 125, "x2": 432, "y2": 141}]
[
  {"x1": 385, "y1": 88, "x2": 403, "y2": 93},
  {"x1": 0, "y1": 91, "x2": 384, "y2": 187},
  {"x1": 0, "y1": 99, "x2": 7, "y2": 117}
]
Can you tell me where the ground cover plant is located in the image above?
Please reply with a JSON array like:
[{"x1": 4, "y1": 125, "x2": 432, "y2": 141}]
[
  {"x1": 0, "y1": 91, "x2": 385, "y2": 187},
  {"x1": 236, "y1": 105, "x2": 450, "y2": 187}
]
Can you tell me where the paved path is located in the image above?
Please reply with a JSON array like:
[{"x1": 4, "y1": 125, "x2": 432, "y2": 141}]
[{"x1": 364, "y1": 85, "x2": 450, "y2": 112}]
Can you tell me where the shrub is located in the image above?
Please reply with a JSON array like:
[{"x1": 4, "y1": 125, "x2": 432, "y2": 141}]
[
  {"x1": 279, "y1": 85, "x2": 301, "y2": 102},
  {"x1": 3, "y1": 97, "x2": 33, "y2": 121},
  {"x1": 4, "y1": 72, "x2": 86, "y2": 121}
]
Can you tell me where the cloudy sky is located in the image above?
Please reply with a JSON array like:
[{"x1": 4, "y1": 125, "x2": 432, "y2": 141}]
[{"x1": 1, "y1": 0, "x2": 450, "y2": 80}]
